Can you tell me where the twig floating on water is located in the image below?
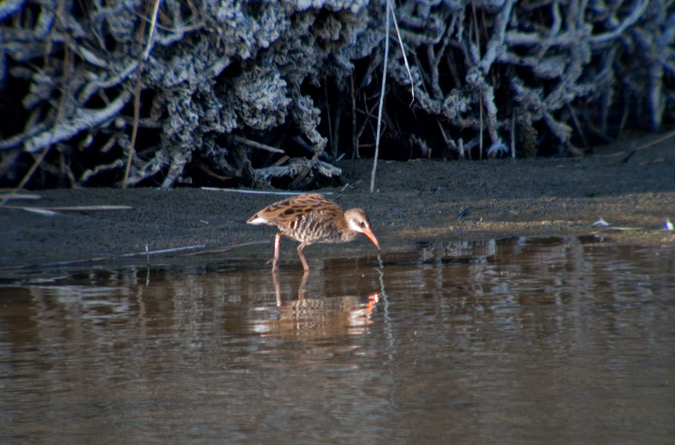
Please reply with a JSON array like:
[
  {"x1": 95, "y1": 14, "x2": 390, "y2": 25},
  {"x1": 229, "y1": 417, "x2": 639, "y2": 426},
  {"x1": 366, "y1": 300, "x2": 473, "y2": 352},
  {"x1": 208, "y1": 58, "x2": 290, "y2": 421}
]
[
  {"x1": 0, "y1": 192, "x2": 42, "y2": 201},
  {"x1": 201, "y1": 187, "x2": 332, "y2": 196},
  {"x1": 21, "y1": 207, "x2": 58, "y2": 216},
  {"x1": 119, "y1": 244, "x2": 206, "y2": 258},
  {"x1": 184, "y1": 240, "x2": 269, "y2": 256},
  {"x1": 8, "y1": 205, "x2": 132, "y2": 212}
]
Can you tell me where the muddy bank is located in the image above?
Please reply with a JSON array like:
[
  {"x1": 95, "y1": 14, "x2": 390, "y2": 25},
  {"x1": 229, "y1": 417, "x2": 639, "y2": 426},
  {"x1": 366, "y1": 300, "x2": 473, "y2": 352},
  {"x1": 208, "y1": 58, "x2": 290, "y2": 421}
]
[{"x1": 1, "y1": 134, "x2": 674, "y2": 275}]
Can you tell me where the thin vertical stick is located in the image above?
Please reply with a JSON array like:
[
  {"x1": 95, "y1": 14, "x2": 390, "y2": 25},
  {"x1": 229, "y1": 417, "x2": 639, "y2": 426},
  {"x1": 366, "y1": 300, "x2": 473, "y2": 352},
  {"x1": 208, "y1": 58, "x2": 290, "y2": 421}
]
[
  {"x1": 123, "y1": 0, "x2": 161, "y2": 189},
  {"x1": 142, "y1": 0, "x2": 162, "y2": 61},
  {"x1": 324, "y1": 83, "x2": 334, "y2": 157},
  {"x1": 471, "y1": 0, "x2": 483, "y2": 161},
  {"x1": 123, "y1": 68, "x2": 143, "y2": 189},
  {"x1": 511, "y1": 109, "x2": 516, "y2": 159},
  {"x1": 479, "y1": 95, "x2": 483, "y2": 161},
  {"x1": 370, "y1": 0, "x2": 391, "y2": 193},
  {"x1": 390, "y1": 3, "x2": 414, "y2": 104},
  {"x1": 351, "y1": 74, "x2": 359, "y2": 159}
]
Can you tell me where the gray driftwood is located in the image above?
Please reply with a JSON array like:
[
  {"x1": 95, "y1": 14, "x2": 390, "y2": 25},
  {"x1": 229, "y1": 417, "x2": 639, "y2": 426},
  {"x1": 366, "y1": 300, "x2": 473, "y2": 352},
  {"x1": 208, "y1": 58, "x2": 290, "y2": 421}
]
[{"x1": 0, "y1": 0, "x2": 671, "y2": 188}]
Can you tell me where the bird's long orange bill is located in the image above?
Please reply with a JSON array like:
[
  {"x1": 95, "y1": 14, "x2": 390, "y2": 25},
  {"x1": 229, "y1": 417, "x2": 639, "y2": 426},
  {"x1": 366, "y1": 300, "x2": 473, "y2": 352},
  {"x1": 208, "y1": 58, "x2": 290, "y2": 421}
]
[{"x1": 363, "y1": 229, "x2": 380, "y2": 250}]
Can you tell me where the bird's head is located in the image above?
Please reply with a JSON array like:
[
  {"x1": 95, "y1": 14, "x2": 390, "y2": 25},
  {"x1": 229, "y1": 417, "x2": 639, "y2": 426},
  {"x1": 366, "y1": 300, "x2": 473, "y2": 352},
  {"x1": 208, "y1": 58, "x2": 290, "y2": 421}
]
[{"x1": 344, "y1": 209, "x2": 380, "y2": 249}]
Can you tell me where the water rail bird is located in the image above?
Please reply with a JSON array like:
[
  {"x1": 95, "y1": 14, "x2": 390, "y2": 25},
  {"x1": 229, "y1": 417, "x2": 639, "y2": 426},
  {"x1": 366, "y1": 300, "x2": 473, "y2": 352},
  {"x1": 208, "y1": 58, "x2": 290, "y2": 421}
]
[{"x1": 247, "y1": 193, "x2": 380, "y2": 271}]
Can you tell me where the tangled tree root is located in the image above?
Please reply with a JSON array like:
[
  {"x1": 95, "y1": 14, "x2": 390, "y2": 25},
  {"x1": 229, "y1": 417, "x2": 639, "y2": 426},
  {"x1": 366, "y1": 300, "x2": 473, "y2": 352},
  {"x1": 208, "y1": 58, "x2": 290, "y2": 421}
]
[{"x1": 0, "y1": 0, "x2": 672, "y2": 189}]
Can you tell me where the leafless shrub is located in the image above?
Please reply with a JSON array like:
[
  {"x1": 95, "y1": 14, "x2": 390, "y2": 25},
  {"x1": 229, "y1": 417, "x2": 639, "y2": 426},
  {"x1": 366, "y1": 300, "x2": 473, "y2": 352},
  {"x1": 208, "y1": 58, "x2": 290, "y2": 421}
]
[{"x1": 0, "y1": 0, "x2": 671, "y2": 189}]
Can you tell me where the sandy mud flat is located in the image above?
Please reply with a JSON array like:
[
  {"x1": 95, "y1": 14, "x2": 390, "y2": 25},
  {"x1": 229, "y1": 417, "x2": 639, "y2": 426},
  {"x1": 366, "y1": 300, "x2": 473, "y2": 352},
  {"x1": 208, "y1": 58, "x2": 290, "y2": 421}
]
[{"x1": 1, "y1": 134, "x2": 673, "y2": 275}]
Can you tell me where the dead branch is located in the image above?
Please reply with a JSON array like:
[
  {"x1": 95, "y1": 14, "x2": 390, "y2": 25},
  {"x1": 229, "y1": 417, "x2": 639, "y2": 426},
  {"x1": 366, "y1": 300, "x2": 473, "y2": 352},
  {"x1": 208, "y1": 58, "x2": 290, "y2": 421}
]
[
  {"x1": 24, "y1": 91, "x2": 132, "y2": 153},
  {"x1": 0, "y1": 0, "x2": 671, "y2": 189},
  {"x1": 255, "y1": 158, "x2": 341, "y2": 187},
  {"x1": 233, "y1": 136, "x2": 285, "y2": 154}
]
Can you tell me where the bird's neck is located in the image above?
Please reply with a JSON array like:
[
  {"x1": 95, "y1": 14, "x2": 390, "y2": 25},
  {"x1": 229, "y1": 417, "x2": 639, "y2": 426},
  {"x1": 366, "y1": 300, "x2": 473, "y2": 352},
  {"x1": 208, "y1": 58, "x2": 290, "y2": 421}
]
[
  {"x1": 335, "y1": 216, "x2": 357, "y2": 242},
  {"x1": 340, "y1": 230, "x2": 358, "y2": 242}
]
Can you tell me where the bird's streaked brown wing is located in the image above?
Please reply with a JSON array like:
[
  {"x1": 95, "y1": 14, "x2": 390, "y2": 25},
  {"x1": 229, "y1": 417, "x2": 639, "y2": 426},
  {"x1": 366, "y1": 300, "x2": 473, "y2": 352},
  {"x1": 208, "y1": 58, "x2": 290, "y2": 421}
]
[{"x1": 247, "y1": 194, "x2": 343, "y2": 229}]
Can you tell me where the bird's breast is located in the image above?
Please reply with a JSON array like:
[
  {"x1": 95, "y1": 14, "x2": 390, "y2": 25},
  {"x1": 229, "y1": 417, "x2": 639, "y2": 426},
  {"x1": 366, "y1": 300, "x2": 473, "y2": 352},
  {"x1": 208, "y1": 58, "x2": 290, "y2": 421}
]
[{"x1": 282, "y1": 212, "x2": 342, "y2": 244}]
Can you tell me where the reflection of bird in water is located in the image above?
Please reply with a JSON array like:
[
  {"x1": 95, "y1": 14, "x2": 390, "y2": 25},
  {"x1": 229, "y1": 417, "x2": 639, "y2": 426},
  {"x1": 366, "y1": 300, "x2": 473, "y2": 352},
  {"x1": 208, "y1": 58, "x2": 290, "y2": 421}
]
[
  {"x1": 248, "y1": 271, "x2": 379, "y2": 339},
  {"x1": 250, "y1": 294, "x2": 380, "y2": 339},
  {"x1": 247, "y1": 193, "x2": 380, "y2": 271}
]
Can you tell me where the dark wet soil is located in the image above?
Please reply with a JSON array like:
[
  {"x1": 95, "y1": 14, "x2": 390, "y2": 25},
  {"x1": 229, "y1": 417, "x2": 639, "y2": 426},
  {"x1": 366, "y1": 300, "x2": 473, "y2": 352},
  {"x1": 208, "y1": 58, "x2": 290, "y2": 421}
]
[{"x1": 1, "y1": 133, "x2": 674, "y2": 273}]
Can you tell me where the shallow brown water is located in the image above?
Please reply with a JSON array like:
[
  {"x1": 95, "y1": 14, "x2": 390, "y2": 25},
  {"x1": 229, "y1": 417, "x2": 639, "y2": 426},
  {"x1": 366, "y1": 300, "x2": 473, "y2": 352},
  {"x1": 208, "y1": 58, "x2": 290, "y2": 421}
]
[{"x1": 1, "y1": 237, "x2": 674, "y2": 443}]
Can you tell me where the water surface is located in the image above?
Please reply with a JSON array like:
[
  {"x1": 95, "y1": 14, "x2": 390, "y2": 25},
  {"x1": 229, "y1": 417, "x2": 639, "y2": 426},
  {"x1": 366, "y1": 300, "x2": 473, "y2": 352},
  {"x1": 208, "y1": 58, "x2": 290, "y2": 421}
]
[{"x1": 1, "y1": 237, "x2": 674, "y2": 443}]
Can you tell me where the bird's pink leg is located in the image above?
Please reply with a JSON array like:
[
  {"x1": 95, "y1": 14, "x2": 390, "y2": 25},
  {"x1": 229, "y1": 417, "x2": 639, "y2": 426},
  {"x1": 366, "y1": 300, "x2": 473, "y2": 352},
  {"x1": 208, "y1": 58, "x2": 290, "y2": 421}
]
[
  {"x1": 297, "y1": 243, "x2": 310, "y2": 271},
  {"x1": 272, "y1": 233, "x2": 282, "y2": 271}
]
